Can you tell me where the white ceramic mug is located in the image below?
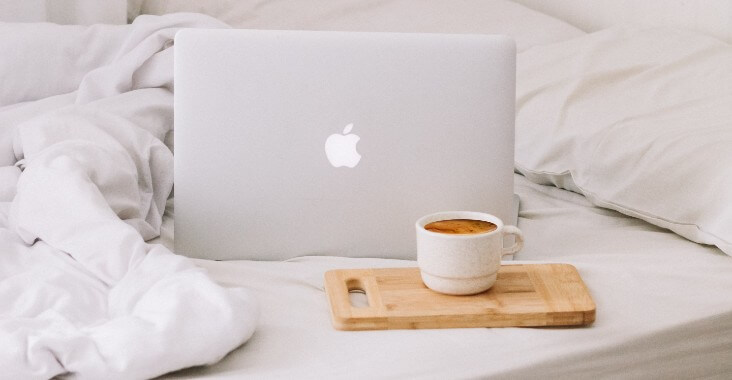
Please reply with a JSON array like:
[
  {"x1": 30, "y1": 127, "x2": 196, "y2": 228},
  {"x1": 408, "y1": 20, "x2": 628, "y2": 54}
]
[{"x1": 415, "y1": 211, "x2": 524, "y2": 295}]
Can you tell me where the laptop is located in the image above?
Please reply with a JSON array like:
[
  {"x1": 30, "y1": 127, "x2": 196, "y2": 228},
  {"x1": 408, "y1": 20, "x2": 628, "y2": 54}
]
[{"x1": 174, "y1": 29, "x2": 517, "y2": 260}]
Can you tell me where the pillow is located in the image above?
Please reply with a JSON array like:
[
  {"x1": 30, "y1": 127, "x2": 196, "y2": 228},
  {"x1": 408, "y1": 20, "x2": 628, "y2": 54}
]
[
  {"x1": 515, "y1": 26, "x2": 732, "y2": 255},
  {"x1": 130, "y1": 0, "x2": 585, "y2": 52}
]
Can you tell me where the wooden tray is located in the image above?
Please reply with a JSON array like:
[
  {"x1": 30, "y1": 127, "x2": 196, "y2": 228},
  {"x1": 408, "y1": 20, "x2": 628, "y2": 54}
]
[{"x1": 324, "y1": 264, "x2": 595, "y2": 330}]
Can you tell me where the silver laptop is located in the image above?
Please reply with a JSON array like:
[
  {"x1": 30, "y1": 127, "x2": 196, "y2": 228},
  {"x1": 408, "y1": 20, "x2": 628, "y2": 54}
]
[{"x1": 175, "y1": 29, "x2": 517, "y2": 260}]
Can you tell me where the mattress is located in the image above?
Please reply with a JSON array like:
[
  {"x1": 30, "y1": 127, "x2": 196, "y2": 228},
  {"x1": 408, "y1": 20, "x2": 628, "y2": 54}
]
[{"x1": 156, "y1": 174, "x2": 732, "y2": 379}]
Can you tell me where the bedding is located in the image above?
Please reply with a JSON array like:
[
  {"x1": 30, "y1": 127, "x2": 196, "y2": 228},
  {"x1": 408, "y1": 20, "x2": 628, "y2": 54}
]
[
  {"x1": 159, "y1": 174, "x2": 732, "y2": 379},
  {"x1": 137, "y1": 6, "x2": 731, "y2": 378},
  {"x1": 514, "y1": 26, "x2": 732, "y2": 255},
  {"x1": 4, "y1": 1, "x2": 731, "y2": 378},
  {"x1": 130, "y1": 0, "x2": 585, "y2": 52},
  {"x1": 0, "y1": 14, "x2": 259, "y2": 379}
]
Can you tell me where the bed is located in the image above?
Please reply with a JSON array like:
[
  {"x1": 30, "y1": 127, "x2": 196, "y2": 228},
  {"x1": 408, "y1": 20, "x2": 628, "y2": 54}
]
[
  {"x1": 2, "y1": 1, "x2": 731, "y2": 379},
  {"x1": 157, "y1": 174, "x2": 732, "y2": 379}
]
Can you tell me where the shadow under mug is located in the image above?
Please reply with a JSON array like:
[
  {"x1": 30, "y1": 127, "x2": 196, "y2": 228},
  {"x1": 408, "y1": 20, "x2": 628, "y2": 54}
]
[{"x1": 416, "y1": 211, "x2": 524, "y2": 295}]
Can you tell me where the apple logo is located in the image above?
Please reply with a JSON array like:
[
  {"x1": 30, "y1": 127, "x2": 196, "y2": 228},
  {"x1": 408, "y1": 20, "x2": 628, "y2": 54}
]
[{"x1": 325, "y1": 123, "x2": 362, "y2": 168}]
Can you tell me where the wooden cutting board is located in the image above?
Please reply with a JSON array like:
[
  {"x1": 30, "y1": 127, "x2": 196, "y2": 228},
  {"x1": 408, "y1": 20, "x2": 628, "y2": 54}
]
[{"x1": 324, "y1": 264, "x2": 595, "y2": 330}]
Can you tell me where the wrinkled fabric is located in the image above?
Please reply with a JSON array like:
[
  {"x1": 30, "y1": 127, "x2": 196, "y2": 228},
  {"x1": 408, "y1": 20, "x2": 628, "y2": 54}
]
[
  {"x1": 0, "y1": 14, "x2": 258, "y2": 379},
  {"x1": 515, "y1": 26, "x2": 732, "y2": 255}
]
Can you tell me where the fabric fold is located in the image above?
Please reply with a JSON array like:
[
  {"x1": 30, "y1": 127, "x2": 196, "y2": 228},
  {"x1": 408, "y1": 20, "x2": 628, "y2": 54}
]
[{"x1": 0, "y1": 13, "x2": 258, "y2": 379}]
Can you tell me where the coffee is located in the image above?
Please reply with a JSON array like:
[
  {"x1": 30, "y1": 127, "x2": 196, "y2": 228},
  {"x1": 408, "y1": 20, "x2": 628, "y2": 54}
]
[
  {"x1": 417, "y1": 211, "x2": 524, "y2": 294},
  {"x1": 424, "y1": 219, "x2": 497, "y2": 235}
]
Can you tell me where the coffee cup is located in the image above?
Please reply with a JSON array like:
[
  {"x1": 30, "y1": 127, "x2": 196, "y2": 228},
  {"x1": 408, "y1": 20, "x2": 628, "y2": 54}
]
[{"x1": 415, "y1": 211, "x2": 524, "y2": 295}]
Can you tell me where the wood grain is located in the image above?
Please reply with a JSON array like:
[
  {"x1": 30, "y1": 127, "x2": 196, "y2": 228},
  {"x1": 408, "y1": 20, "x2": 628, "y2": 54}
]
[{"x1": 324, "y1": 264, "x2": 595, "y2": 331}]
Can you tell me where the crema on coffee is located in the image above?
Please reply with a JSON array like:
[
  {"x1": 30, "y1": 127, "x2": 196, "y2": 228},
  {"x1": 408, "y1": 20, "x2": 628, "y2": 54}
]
[{"x1": 424, "y1": 219, "x2": 497, "y2": 235}]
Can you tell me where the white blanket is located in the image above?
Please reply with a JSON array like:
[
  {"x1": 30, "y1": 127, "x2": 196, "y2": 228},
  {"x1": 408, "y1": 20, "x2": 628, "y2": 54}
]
[{"x1": 0, "y1": 14, "x2": 258, "y2": 379}]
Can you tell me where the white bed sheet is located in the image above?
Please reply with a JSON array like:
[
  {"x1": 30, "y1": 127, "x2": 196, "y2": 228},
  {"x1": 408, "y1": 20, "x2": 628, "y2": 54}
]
[
  {"x1": 155, "y1": 174, "x2": 732, "y2": 379},
  {"x1": 0, "y1": 15, "x2": 259, "y2": 379},
  {"x1": 132, "y1": 0, "x2": 585, "y2": 53}
]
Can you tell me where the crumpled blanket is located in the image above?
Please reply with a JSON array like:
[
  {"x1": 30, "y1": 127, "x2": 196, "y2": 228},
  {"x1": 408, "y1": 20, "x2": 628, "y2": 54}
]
[{"x1": 0, "y1": 13, "x2": 258, "y2": 379}]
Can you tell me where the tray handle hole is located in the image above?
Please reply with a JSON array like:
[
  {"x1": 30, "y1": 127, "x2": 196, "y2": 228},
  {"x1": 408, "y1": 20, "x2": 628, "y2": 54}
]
[{"x1": 346, "y1": 279, "x2": 370, "y2": 308}]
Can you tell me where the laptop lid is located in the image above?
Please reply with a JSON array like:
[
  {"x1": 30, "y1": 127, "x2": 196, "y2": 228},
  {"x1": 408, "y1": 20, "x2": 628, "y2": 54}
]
[{"x1": 175, "y1": 29, "x2": 516, "y2": 260}]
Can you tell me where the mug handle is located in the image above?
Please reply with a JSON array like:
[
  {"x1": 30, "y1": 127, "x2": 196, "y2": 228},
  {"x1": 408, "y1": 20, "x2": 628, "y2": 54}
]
[{"x1": 502, "y1": 225, "x2": 524, "y2": 256}]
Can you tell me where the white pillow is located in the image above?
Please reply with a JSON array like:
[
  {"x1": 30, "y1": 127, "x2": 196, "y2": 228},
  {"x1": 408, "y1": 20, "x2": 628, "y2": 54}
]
[
  {"x1": 515, "y1": 26, "x2": 732, "y2": 255},
  {"x1": 131, "y1": 0, "x2": 584, "y2": 52}
]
